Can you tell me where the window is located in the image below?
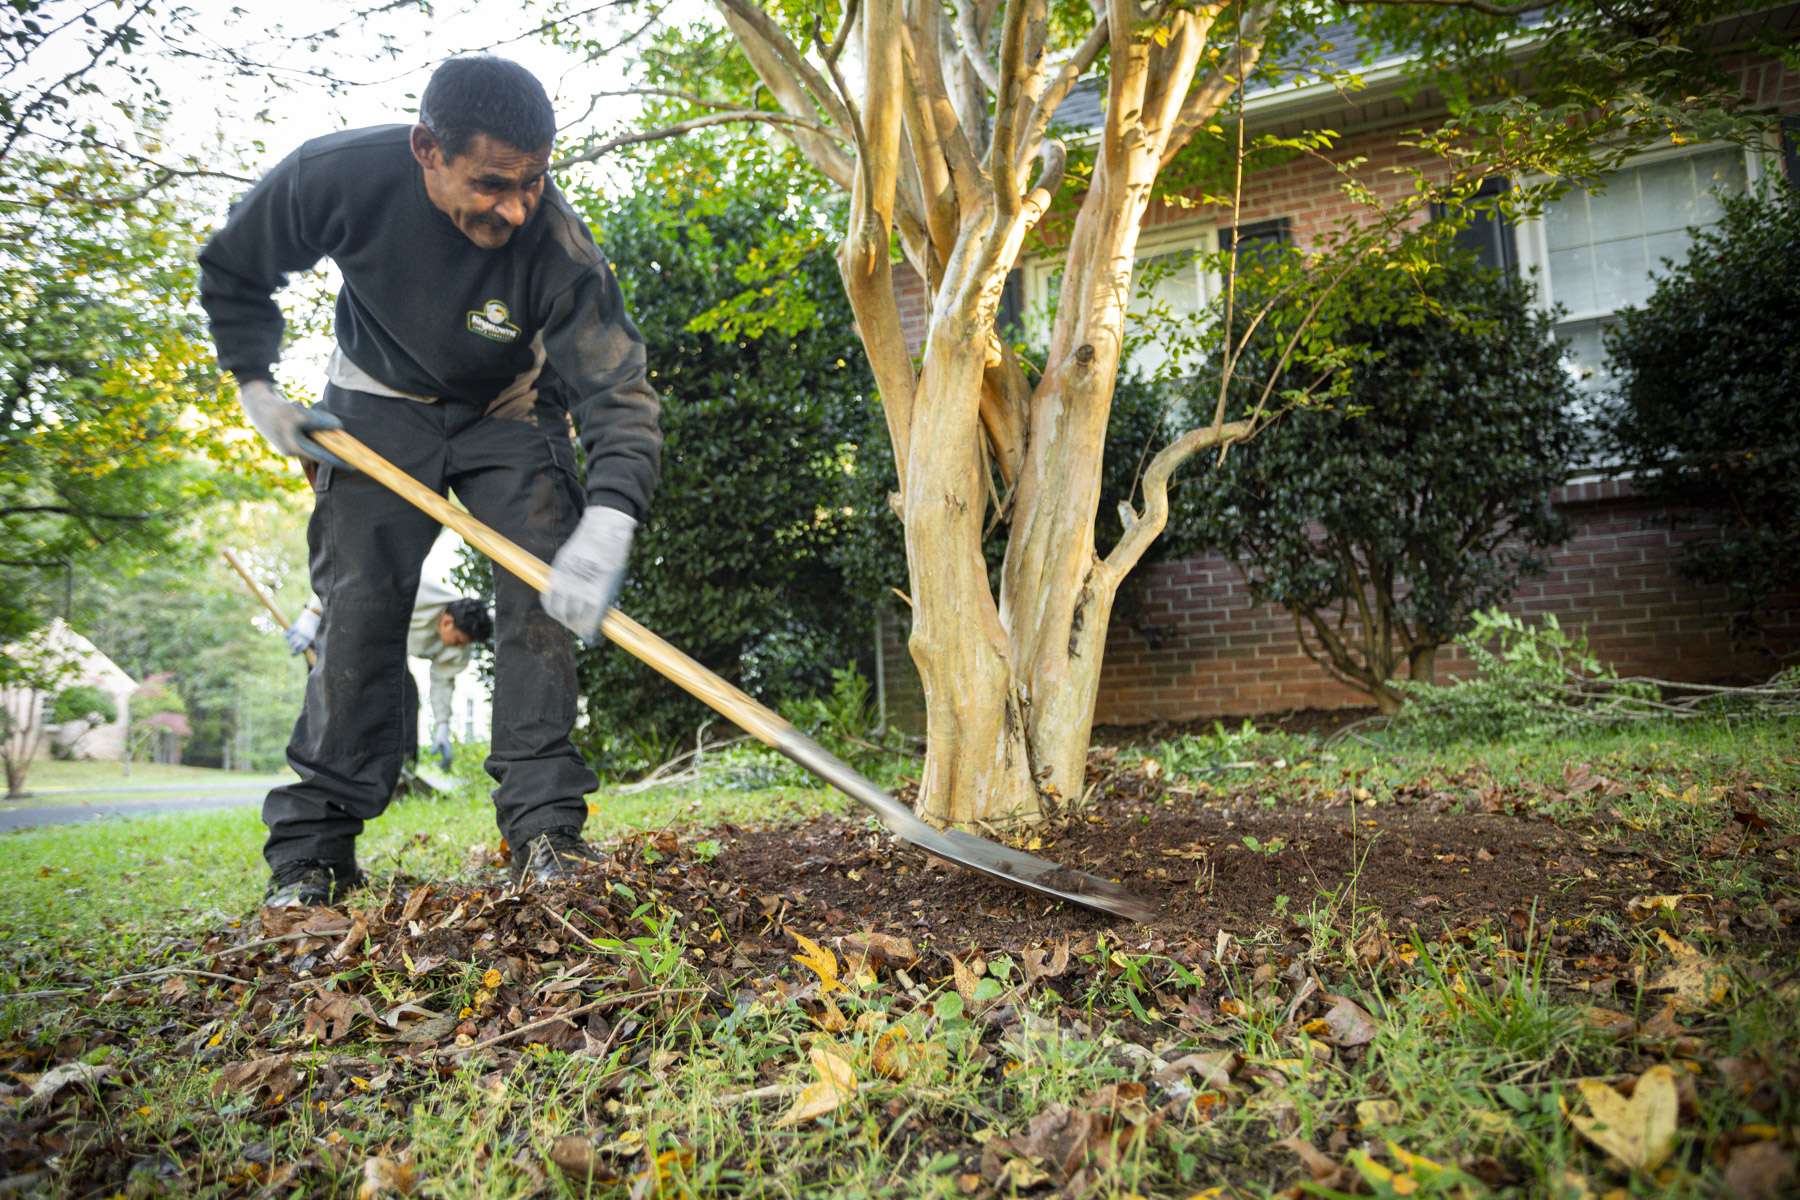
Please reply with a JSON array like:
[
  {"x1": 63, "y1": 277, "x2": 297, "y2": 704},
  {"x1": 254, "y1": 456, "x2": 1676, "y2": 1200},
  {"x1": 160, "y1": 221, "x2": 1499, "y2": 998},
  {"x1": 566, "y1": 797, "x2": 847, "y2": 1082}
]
[
  {"x1": 1022, "y1": 222, "x2": 1218, "y2": 380},
  {"x1": 1517, "y1": 144, "x2": 1760, "y2": 398}
]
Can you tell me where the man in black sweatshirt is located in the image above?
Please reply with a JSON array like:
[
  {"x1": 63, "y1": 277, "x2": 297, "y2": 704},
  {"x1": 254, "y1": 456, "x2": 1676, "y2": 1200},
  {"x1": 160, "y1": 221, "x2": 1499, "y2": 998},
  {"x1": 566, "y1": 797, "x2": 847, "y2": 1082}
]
[{"x1": 199, "y1": 57, "x2": 661, "y2": 907}]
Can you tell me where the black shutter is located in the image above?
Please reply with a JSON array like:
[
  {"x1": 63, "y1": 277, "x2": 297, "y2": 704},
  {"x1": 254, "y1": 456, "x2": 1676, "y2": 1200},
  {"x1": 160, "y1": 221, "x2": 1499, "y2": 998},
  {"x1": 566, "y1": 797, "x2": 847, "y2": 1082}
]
[
  {"x1": 1431, "y1": 176, "x2": 1517, "y2": 274},
  {"x1": 998, "y1": 268, "x2": 1024, "y2": 334},
  {"x1": 1220, "y1": 217, "x2": 1292, "y2": 260},
  {"x1": 1783, "y1": 115, "x2": 1800, "y2": 187}
]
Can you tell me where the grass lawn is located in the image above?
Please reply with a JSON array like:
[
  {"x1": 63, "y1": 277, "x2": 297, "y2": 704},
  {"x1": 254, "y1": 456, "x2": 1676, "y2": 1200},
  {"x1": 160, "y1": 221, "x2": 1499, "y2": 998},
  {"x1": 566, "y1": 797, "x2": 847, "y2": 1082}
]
[{"x1": 1, "y1": 719, "x2": 1794, "y2": 1197}]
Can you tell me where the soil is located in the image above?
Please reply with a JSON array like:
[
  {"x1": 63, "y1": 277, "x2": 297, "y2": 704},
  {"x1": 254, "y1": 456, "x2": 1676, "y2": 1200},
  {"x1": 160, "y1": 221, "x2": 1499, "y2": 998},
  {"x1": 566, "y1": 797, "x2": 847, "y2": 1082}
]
[{"x1": 708, "y1": 788, "x2": 1679, "y2": 955}]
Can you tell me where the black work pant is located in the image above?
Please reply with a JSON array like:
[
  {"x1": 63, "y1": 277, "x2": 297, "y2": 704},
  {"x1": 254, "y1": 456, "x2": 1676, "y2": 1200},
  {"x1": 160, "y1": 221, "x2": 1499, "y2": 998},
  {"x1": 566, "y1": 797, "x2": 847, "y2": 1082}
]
[{"x1": 262, "y1": 385, "x2": 598, "y2": 871}]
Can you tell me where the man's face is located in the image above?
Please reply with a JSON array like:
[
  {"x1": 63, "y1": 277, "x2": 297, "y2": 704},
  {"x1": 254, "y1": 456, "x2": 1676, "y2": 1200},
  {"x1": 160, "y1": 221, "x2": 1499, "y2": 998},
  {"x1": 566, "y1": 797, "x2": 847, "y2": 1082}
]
[
  {"x1": 437, "y1": 610, "x2": 473, "y2": 647},
  {"x1": 411, "y1": 126, "x2": 551, "y2": 249}
]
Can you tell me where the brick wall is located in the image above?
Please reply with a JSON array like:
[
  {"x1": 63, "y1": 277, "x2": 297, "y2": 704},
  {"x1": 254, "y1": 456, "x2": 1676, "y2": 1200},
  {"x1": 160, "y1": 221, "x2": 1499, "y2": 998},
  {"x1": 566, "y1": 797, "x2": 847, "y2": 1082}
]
[
  {"x1": 875, "y1": 485, "x2": 1800, "y2": 730},
  {"x1": 1093, "y1": 482, "x2": 1800, "y2": 725}
]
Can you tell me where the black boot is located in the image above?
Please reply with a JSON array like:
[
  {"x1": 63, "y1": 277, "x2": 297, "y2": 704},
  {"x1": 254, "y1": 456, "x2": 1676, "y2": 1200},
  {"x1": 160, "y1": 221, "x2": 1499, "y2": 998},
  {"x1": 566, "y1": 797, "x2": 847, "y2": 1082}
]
[
  {"x1": 510, "y1": 830, "x2": 607, "y2": 887},
  {"x1": 264, "y1": 860, "x2": 365, "y2": 908}
]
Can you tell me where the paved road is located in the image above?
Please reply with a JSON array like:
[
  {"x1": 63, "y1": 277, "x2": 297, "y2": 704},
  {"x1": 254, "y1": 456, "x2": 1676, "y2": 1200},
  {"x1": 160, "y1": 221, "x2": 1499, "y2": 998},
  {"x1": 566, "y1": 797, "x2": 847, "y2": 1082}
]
[{"x1": 0, "y1": 791, "x2": 266, "y2": 833}]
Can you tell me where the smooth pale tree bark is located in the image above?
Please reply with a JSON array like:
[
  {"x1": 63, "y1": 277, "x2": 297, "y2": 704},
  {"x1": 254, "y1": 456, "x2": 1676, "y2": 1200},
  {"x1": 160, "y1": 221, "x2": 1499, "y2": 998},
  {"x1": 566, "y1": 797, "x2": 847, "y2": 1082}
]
[{"x1": 698, "y1": 0, "x2": 1282, "y2": 826}]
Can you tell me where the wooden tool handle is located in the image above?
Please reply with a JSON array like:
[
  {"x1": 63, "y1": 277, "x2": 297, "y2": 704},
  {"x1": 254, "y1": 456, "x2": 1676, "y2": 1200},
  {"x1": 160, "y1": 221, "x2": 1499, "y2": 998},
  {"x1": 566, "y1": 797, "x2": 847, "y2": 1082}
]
[
  {"x1": 312, "y1": 429, "x2": 790, "y2": 748},
  {"x1": 223, "y1": 547, "x2": 317, "y2": 668}
]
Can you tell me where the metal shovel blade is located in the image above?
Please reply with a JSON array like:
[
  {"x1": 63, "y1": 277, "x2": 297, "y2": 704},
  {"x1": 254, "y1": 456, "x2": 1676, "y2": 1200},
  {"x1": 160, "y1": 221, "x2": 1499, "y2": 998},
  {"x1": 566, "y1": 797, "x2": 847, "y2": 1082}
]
[
  {"x1": 313, "y1": 428, "x2": 1163, "y2": 925},
  {"x1": 775, "y1": 724, "x2": 1161, "y2": 924}
]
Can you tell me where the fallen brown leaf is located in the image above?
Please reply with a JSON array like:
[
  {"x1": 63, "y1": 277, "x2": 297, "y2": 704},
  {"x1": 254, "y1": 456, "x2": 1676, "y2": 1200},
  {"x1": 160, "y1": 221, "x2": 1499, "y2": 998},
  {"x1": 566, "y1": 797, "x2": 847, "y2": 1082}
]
[
  {"x1": 1279, "y1": 1136, "x2": 1352, "y2": 1189},
  {"x1": 357, "y1": 1155, "x2": 416, "y2": 1198},
  {"x1": 1321, "y1": 996, "x2": 1380, "y2": 1047},
  {"x1": 1724, "y1": 1141, "x2": 1796, "y2": 1200}
]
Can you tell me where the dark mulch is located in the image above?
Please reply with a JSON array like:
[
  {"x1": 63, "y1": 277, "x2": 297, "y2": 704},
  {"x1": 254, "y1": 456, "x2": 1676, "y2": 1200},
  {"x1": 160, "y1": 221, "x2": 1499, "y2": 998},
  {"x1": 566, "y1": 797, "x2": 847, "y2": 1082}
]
[{"x1": 720, "y1": 798, "x2": 1676, "y2": 952}]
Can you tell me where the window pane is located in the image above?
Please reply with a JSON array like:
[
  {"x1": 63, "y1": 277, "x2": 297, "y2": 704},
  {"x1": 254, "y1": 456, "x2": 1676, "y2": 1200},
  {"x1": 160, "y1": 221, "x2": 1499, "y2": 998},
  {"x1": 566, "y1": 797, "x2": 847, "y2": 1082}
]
[
  {"x1": 1586, "y1": 172, "x2": 1645, "y2": 240},
  {"x1": 1540, "y1": 147, "x2": 1747, "y2": 321},
  {"x1": 1125, "y1": 240, "x2": 1209, "y2": 379},
  {"x1": 1642, "y1": 229, "x2": 1693, "y2": 278},
  {"x1": 1543, "y1": 190, "x2": 1590, "y2": 251},
  {"x1": 1547, "y1": 245, "x2": 1596, "y2": 313},
  {"x1": 1591, "y1": 236, "x2": 1649, "y2": 309}
]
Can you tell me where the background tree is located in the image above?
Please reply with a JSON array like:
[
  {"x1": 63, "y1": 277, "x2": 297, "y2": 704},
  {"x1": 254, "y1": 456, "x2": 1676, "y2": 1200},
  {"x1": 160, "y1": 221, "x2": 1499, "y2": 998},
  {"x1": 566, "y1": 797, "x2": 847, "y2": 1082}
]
[
  {"x1": 0, "y1": 621, "x2": 84, "y2": 795},
  {"x1": 1602, "y1": 182, "x2": 1800, "y2": 630},
  {"x1": 77, "y1": 501, "x2": 312, "y2": 771},
  {"x1": 1170, "y1": 247, "x2": 1583, "y2": 713},
  {"x1": 570, "y1": 0, "x2": 1758, "y2": 825},
  {"x1": 0, "y1": 144, "x2": 289, "y2": 646}
]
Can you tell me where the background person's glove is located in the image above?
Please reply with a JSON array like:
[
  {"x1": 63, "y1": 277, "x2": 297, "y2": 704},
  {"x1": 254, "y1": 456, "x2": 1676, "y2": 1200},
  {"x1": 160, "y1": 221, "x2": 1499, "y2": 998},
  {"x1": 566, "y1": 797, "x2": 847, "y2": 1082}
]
[
  {"x1": 430, "y1": 724, "x2": 453, "y2": 771},
  {"x1": 238, "y1": 378, "x2": 349, "y2": 468},
  {"x1": 543, "y1": 505, "x2": 636, "y2": 640},
  {"x1": 284, "y1": 608, "x2": 321, "y2": 655}
]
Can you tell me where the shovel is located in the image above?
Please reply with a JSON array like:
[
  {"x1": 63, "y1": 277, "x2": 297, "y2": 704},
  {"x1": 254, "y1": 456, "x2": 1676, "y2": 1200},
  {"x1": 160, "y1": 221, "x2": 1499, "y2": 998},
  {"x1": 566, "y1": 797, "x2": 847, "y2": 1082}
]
[{"x1": 312, "y1": 428, "x2": 1158, "y2": 924}]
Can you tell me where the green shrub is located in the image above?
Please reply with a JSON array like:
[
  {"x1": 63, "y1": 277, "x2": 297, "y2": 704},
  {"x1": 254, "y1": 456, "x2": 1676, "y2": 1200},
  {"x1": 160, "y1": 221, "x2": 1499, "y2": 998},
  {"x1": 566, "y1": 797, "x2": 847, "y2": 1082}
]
[
  {"x1": 1170, "y1": 246, "x2": 1583, "y2": 713},
  {"x1": 1602, "y1": 182, "x2": 1800, "y2": 624},
  {"x1": 1387, "y1": 610, "x2": 1656, "y2": 744}
]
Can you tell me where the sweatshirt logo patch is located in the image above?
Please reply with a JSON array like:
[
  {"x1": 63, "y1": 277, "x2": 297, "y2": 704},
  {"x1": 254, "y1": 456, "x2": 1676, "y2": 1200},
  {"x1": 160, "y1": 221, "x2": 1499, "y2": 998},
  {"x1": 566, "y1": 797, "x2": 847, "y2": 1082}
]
[{"x1": 467, "y1": 299, "x2": 521, "y2": 344}]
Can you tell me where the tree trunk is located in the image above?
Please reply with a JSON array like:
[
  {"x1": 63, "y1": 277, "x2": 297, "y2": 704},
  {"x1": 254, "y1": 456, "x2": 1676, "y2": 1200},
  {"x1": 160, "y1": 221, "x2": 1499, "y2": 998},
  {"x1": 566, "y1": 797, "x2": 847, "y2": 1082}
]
[
  {"x1": 907, "y1": 308, "x2": 1041, "y2": 828},
  {"x1": 1408, "y1": 643, "x2": 1438, "y2": 686}
]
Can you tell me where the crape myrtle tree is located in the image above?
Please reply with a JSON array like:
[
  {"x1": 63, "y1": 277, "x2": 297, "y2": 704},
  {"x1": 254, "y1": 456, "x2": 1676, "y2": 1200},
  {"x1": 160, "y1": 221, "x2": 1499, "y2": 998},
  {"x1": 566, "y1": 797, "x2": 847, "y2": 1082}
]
[
  {"x1": 1603, "y1": 182, "x2": 1800, "y2": 627},
  {"x1": 1169, "y1": 247, "x2": 1583, "y2": 714},
  {"x1": 550, "y1": 0, "x2": 1770, "y2": 826}
]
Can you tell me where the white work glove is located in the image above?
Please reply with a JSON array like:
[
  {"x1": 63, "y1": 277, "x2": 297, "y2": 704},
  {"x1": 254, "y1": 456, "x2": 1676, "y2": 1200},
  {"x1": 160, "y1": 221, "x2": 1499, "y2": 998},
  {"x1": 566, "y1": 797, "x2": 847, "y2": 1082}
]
[
  {"x1": 284, "y1": 608, "x2": 321, "y2": 655},
  {"x1": 431, "y1": 724, "x2": 453, "y2": 771},
  {"x1": 238, "y1": 378, "x2": 348, "y2": 468},
  {"x1": 543, "y1": 505, "x2": 636, "y2": 640}
]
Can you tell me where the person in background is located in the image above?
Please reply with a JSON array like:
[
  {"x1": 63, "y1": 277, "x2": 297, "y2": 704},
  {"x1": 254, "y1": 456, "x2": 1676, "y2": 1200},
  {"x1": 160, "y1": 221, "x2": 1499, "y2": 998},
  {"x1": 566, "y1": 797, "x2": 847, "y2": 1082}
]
[{"x1": 285, "y1": 578, "x2": 493, "y2": 771}]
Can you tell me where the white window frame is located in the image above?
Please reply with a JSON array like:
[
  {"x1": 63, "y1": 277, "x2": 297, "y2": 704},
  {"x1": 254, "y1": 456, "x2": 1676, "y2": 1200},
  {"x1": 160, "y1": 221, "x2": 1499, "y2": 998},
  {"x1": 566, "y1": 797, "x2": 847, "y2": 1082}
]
[
  {"x1": 1019, "y1": 221, "x2": 1220, "y2": 376},
  {"x1": 1511, "y1": 137, "x2": 1776, "y2": 480},
  {"x1": 1513, "y1": 138, "x2": 1774, "y2": 325}
]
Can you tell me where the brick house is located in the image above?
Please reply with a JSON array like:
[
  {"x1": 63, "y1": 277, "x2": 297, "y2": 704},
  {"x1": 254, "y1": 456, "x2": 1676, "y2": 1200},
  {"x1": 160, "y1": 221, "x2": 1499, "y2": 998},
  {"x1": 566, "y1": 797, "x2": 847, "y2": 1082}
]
[{"x1": 876, "y1": 8, "x2": 1800, "y2": 730}]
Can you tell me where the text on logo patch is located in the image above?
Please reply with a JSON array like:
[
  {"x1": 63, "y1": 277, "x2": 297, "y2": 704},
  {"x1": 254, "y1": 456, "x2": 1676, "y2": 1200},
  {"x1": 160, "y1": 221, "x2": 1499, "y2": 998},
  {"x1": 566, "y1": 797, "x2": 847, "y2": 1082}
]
[{"x1": 467, "y1": 299, "x2": 521, "y2": 344}]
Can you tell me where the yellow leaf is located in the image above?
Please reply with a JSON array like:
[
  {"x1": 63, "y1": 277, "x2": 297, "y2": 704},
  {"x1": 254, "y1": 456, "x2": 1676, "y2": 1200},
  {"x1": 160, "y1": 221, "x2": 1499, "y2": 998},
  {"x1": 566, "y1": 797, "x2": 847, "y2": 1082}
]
[
  {"x1": 950, "y1": 954, "x2": 979, "y2": 1004},
  {"x1": 817, "y1": 994, "x2": 851, "y2": 1033},
  {"x1": 1568, "y1": 1066, "x2": 1679, "y2": 1172},
  {"x1": 1387, "y1": 1141, "x2": 1449, "y2": 1179},
  {"x1": 791, "y1": 933, "x2": 843, "y2": 994},
  {"x1": 482, "y1": 968, "x2": 502, "y2": 989},
  {"x1": 630, "y1": 1147, "x2": 695, "y2": 1197},
  {"x1": 775, "y1": 1045, "x2": 856, "y2": 1127},
  {"x1": 1356, "y1": 1099, "x2": 1400, "y2": 1127},
  {"x1": 1626, "y1": 893, "x2": 1710, "y2": 922}
]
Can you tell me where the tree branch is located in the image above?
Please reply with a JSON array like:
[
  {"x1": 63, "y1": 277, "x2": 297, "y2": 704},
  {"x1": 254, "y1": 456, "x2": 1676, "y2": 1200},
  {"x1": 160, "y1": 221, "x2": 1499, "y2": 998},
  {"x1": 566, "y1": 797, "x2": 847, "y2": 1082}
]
[
  {"x1": 0, "y1": 506, "x2": 155, "y2": 521},
  {"x1": 554, "y1": 110, "x2": 843, "y2": 170},
  {"x1": 1159, "y1": 1, "x2": 1278, "y2": 170},
  {"x1": 1101, "y1": 417, "x2": 1254, "y2": 581},
  {"x1": 1348, "y1": 0, "x2": 1537, "y2": 16},
  {"x1": 1015, "y1": 14, "x2": 1107, "y2": 178},
  {"x1": 955, "y1": 0, "x2": 1003, "y2": 95}
]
